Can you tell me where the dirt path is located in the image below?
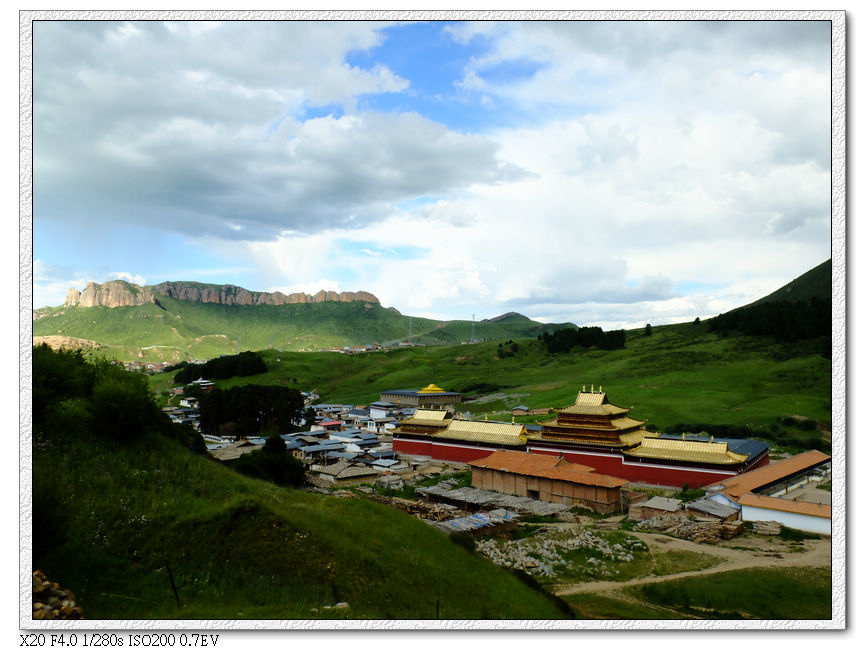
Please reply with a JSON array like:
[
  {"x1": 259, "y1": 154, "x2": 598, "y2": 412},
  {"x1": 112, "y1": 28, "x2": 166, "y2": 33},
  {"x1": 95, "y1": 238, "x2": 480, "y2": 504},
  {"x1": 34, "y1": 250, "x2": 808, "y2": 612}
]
[{"x1": 554, "y1": 530, "x2": 831, "y2": 597}]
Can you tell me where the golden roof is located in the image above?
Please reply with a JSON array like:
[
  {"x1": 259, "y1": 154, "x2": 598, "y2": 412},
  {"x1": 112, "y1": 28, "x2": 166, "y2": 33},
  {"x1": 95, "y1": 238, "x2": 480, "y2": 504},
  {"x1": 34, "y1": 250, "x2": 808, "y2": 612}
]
[
  {"x1": 433, "y1": 419, "x2": 528, "y2": 446},
  {"x1": 403, "y1": 408, "x2": 450, "y2": 422},
  {"x1": 418, "y1": 383, "x2": 446, "y2": 394},
  {"x1": 539, "y1": 416, "x2": 646, "y2": 431},
  {"x1": 623, "y1": 437, "x2": 749, "y2": 465},
  {"x1": 577, "y1": 391, "x2": 605, "y2": 406},
  {"x1": 557, "y1": 403, "x2": 629, "y2": 416},
  {"x1": 619, "y1": 429, "x2": 658, "y2": 446},
  {"x1": 555, "y1": 390, "x2": 630, "y2": 416}
]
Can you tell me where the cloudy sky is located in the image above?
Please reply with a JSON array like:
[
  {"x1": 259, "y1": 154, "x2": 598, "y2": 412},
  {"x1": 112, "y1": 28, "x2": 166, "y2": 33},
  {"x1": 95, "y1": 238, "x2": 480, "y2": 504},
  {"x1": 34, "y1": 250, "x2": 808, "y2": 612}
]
[{"x1": 32, "y1": 18, "x2": 833, "y2": 329}]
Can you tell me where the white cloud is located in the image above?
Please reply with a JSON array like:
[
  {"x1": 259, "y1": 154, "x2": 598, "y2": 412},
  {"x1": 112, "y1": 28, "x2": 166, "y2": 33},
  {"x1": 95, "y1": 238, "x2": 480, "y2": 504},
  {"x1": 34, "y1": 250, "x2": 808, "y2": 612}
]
[{"x1": 32, "y1": 20, "x2": 832, "y2": 328}]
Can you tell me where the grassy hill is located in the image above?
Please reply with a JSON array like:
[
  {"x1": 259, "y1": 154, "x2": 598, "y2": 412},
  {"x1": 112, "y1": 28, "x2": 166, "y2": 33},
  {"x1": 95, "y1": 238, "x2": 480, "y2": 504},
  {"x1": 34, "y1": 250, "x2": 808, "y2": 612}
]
[
  {"x1": 33, "y1": 296, "x2": 571, "y2": 361},
  {"x1": 151, "y1": 320, "x2": 831, "y2": 451},
  {"x1": 748, "y1": 259, "x2": 831, "y2": 307},
  {"x1": 32, "y1": 349, "x2": 568, "y2": 620}
]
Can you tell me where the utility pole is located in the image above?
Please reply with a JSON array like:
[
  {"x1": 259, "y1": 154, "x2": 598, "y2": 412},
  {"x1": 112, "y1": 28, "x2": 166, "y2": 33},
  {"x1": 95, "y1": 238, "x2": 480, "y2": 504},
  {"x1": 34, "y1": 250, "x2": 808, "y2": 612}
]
[
  {"x1": 408, "y1": 316, "x2": 412, "y2": 343},
  {"x1": 471, "y1": 314, "x2": 476, "y2": 343}
]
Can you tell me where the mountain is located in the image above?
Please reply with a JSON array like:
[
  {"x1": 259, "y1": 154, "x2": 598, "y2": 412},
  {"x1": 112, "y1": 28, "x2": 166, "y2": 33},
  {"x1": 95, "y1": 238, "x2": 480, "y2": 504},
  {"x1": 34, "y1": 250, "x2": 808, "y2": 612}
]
[
  {"x1": 747, "y1": 259, "x2": 831, "y2": 307},
  {"x1": 33, "y1": 280, "x2": 572, "y2": 361},
  {"x1": 61, "y1": 279, "x2": 380, "y2": 308}
]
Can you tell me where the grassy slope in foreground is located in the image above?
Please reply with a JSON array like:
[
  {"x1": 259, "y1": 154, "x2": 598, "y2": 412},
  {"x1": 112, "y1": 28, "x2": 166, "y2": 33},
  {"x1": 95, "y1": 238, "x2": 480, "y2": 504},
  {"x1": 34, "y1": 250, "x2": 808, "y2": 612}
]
[
  {"x1": 33, "y1": 429, "x2": 567, "y2": 620},
  {"x1": 158, "y1": 321, "x2": 830, "y2": 434}
]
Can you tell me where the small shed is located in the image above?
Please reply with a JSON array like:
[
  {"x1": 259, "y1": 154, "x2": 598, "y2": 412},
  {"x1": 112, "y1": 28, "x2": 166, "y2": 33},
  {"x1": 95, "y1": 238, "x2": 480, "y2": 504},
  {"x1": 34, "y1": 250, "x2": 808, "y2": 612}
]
[
  {"x1": 686, "y1": 498, "x2": 739, "y2": 522},
  {"x1": 628, "y1": 496, "x2": 685, "y2": 521}
]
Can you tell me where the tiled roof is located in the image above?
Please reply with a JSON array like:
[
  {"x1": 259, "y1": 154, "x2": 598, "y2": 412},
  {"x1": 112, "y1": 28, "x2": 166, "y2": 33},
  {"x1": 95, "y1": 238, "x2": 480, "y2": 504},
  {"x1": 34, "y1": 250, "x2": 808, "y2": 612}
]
[
  {"x1": 434, "y1": 419, "x2": 528, "y2": 446},
  {"x1": 468, "y1": 450, "x2": 627, "y2": 488},
  {"x1": 557, "y1": 402, "x2": 630, "y2": 416},
  {"x1": 738, "y1": 492, "x2": 831, "y2": 518},
  {"x1": 705, "y1": 450, "x2": 831, "y2": 498},
  {"x1": 538, "y1": 416, "x2": 645, "y2": 431},
  {"x1": 410, "y1": 409, "x2": 451, "y2": 421},
  {"x1": 622, "y1": 437, "x2": 749, "y2": 464},
  {"x1": 620, "y1": 430, "x2": 658, "y2": 445}
]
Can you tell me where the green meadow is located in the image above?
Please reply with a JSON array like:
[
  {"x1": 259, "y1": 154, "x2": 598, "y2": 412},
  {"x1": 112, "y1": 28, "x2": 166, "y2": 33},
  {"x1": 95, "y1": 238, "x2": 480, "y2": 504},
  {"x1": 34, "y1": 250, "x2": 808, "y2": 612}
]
[{"x1": 152, "y1": 320, "x2": 830, "y2": 448}]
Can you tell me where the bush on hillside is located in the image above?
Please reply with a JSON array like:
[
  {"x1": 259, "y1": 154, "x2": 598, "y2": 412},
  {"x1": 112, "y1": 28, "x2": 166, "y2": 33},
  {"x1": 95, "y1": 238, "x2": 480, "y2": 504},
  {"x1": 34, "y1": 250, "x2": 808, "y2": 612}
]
[
  {"x1": 228, "y1": 434, "x2": 305, "y2": 486},
  {"x1": 32, "y1": 344, "x2": 205, "y2": 450}
]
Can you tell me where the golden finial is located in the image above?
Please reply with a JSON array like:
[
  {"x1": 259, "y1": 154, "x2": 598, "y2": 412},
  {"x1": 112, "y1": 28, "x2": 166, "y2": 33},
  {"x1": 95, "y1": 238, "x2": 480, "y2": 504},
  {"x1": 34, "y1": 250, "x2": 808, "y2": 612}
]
[
  {"x1": 512, "y1": 415, "x2": 515, "y2": 424},
  {"x1": 484, "y1": 414, "x2": 488, "y2": 421}
]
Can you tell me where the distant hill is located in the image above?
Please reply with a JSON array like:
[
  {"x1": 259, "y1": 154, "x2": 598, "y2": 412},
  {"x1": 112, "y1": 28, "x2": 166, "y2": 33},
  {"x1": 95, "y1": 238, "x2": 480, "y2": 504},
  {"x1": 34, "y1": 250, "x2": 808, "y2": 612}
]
[
  {"x1": 33, "y1": 280, "x2": 573, "y2": 361},
  {"x1": 747, "y1": 259, "x2": 831, "y2": 307}
]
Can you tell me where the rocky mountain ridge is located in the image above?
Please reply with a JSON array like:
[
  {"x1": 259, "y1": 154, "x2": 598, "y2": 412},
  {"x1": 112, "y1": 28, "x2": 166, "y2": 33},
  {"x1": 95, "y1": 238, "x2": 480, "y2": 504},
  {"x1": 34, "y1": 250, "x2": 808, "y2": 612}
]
[{"x1": 62, "y1": 280, "x2": 380, "y2": 309}]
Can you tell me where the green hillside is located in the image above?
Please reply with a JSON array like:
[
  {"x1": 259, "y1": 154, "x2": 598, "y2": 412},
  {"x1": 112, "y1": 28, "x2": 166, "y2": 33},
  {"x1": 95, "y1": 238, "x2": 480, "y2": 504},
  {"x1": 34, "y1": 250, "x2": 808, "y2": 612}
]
[
  {"x1": 33, "y1": 296, "x2": 571, "y2": 361},
  {"x1": 33, "y1": 348, "x2": 568, "y2": 620},
  {"x1": 151, "y1": 320, "x2": 831, "y2": 452},
  {"x1": 749, "y1": 259, "x2": 831, "y2": 307}
]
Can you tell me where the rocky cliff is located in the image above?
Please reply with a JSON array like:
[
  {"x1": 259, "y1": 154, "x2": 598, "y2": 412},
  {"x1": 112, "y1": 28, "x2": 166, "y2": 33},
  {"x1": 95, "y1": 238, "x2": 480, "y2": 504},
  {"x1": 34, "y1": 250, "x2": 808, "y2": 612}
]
[{"x1": 62, "y1": 280, "x2": 379, "y2": 308}]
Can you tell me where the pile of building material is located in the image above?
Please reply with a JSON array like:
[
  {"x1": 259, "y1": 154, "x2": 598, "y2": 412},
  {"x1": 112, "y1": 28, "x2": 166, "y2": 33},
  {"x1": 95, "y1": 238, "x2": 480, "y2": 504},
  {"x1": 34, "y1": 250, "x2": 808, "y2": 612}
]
[
  {"x1": 373, "y1": 494, "x2": 462, "y2": 521},
  {"x1": 636, "y1": 514, "x2": 743, "y2": 543},
  {"x1": 431, "y1": 509, "x2": 519, "y2": 535},
  {"x1": 417, "y1": 485, "x2": 571, "y2": 516},
  {"x1": 33, "y1": 570, "x2": 83, "y2": 620},
  {"x1": 475, "y1": 527, "x2": 646, "y2": 578},
  {"x1": 752, "y1": 520, "x2": 783, "y2": 535}
]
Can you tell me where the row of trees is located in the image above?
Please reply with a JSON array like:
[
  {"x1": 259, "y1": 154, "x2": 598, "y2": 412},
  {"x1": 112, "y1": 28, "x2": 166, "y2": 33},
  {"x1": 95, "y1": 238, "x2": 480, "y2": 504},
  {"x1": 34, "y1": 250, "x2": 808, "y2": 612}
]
[
  {"x1": 174, "y1": 351, "x2": 267, "y2": 384},
  {"x1": 707, "y1": 298, "x2": 830, "y2": 343},
  {"x1": 538, "y1": 326, "x2": 626, "y2": 354},
  {"x1": 197, "y1": 384, "x2": 305, "y2": 438}
]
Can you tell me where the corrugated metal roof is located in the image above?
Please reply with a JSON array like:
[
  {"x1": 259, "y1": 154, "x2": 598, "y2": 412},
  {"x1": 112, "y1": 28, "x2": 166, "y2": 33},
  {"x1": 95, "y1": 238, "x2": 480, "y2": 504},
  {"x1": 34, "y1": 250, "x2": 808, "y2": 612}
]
[
  {"x1": 738, "y1": 492, "x2": 831, "y2": 518},
  {"x1": 641, "y1": 496, "x2": 683, "y2": 511},
  {"x1": 686, "y1": 498, "x2": 738, "y2": 518},
  {"x1": 705, "y1": 450, "x2": 831, "y2": 498},
  {"x1": 623, "y1": 437, "x2": 749, "y2": 464}
]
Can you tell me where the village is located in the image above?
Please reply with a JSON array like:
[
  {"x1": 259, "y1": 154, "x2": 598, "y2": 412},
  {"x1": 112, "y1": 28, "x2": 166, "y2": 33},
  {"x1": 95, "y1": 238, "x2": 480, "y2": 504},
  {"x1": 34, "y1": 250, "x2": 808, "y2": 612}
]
[{"x1": 163, "y1": 380, "x2": 832, "y2": 558}]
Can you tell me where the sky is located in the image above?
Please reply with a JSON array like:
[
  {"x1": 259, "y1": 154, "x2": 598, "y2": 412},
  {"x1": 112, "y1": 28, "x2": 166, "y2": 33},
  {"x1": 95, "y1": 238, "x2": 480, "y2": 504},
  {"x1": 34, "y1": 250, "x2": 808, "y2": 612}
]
[{"x1": 31, "y1": 18, "x2": 833, "y2": 329}]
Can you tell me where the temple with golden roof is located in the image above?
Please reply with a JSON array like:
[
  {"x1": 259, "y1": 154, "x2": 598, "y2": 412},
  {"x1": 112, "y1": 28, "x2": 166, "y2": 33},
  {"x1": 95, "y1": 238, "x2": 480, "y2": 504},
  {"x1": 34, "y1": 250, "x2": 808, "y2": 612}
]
[
  {"x1": 524, "y1": 387, "x2": 769, "y2": 487},
  {"x1": 393, "y1": 386, "x2": 770, "y2": 487},
  {"x1": 380, "y1": 383, "x2": 462, "y2": 408},
  {"x1": 535, "y1": 385, "x2": 656, "y2": 448},
  {"x1": 392, "y1": 409, "x2": 531, "y2": 462}
]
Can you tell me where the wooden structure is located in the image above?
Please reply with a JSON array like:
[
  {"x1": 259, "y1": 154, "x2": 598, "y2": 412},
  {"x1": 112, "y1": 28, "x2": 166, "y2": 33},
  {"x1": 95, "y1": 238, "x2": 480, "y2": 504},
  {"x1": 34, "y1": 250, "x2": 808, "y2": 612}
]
[
  {"x1": 628, "y1": 496, "x2": 686, "y2": 521},
  {"x1": 467, "y1": 450, "x2": 628, "y2": 514}
]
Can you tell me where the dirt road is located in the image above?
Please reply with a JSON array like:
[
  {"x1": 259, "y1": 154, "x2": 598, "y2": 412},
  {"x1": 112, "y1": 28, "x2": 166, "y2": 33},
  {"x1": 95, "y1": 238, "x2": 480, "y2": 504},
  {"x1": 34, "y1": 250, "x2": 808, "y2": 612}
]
[{"x1": 554, "y1": 530, "x2": 831, "y2": 597}]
